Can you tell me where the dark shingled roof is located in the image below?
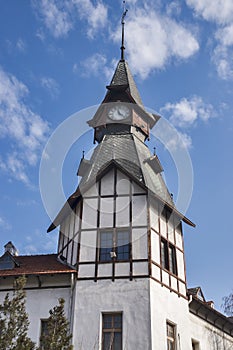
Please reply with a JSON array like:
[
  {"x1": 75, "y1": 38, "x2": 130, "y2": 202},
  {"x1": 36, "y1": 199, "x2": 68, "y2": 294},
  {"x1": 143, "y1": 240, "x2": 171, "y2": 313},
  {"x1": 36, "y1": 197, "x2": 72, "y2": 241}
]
[
  {"x1": 79, "y1": 133, "x2": 173, "y2": 205},
  {"x1": 0, "y1": 254, "x2": 75, "y2": 277},
  {"x1": 108, "y1": 60, "x2": 143, "y2": 107}
]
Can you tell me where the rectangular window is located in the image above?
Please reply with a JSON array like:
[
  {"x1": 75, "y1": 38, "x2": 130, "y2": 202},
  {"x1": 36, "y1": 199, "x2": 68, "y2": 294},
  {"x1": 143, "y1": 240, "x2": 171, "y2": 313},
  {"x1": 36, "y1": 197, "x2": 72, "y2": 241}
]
[
  {"x1": 161, "y1": 239, "x2": 177, "y2": 276},
  {"x1": 168, "y1": 244, "x2": 177, "y2": 275},
  {"x1": 161, "y1": 239, "x2": 169, "y2": 270},
  {"x1": 116, "y1": 230, "x2": 130, "y2": 260},
  {"x1": 99, "y1": 230, "x2": 130, "y2": 262},
  {"x1": 102, "y1": 313, "x2": 122, "y2": 350},
  {"x1": 40, "y1": 319, "x2": 48, "y2": 349},
  {"x1": 167, "y1": 322, "x2": 176, "y2": 350},
  {"x1": 99, "y1": 231, "x2": 113, "y2": 261}
]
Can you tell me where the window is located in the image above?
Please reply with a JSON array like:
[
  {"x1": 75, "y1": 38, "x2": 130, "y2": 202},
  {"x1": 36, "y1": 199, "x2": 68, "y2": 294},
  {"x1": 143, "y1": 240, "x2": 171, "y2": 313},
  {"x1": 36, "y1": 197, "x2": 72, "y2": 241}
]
[
  {"x1": 116, "y1": 231, "x2": 130, "y2": 260},
  {"x1": 102, "y1": 313, "x2": 122, "y2": 350},
  {"x1": 167, "y1": 322, "x2": 176, "y2": 350},
  {"x1": 99, "y1": 230, "x2": 130, "y2": 262},
  {"x1": 100, "y1": 231, "x2": 113, "y2": 261},
  {"x1": 40, "y1": 319, "x2": 48, "y2": 349},
  {"x1": 192, "y1": 340, "x2": 200, "y2": 350},
  {"x1": 161, "y1": 239, "x2": 177, "y2": 275},
  {"x1": 168, "y1": 245, "x2": 177, "y2": 275}
]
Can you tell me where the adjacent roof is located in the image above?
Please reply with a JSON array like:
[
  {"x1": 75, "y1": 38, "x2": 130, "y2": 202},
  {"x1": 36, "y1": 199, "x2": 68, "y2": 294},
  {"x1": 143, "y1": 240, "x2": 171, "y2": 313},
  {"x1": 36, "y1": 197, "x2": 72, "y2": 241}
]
[{"x1": 0, "y1": 254, "x2": 75, "y2": 277}]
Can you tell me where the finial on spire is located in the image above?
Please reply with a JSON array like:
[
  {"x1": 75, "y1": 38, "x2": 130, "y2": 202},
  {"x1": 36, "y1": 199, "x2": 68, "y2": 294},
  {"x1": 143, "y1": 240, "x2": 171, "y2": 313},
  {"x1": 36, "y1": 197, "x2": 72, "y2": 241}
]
[{"x1": 121, "y1": 1, "x2": 128, "y2": 61}]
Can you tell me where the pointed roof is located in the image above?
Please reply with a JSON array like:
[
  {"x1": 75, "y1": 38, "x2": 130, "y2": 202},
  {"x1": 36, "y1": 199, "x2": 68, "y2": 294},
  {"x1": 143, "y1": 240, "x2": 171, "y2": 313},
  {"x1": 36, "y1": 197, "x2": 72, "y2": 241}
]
[
  {"x1": 107, "y1": 59, "x2": 143, "y2": 107},
  {"x1": 47, "y1": 133, "x2": 195, "y2": 232}
]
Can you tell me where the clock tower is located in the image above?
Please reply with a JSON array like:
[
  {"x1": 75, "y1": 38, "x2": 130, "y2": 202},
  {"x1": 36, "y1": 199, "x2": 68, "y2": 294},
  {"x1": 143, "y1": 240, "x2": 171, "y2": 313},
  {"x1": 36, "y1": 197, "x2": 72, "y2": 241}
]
[{"x1": 48, "y1": 8, "x2": 196, "y2": 350}]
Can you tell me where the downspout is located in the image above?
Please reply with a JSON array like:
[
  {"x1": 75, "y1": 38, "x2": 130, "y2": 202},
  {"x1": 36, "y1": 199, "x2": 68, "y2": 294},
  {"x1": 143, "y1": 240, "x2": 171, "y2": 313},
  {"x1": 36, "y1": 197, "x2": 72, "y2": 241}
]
[{"x1": 69, "y1": 272, "x2": 76, "y2": 336}]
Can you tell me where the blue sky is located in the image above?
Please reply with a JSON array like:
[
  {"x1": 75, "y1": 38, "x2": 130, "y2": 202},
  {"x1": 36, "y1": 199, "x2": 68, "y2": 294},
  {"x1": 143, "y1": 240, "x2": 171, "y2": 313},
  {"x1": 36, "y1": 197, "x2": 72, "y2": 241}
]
[{"x1": 0, "y1": 0, "x2": 233, "y2": 311}]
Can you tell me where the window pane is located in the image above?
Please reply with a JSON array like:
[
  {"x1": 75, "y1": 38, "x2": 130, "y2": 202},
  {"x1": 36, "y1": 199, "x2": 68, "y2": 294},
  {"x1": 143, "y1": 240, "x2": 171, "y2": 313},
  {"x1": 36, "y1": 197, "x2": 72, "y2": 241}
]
[
  {"x1": 161, "y1": 240, "x2": 168, "y2": 270},
  {"x1": 114, "y1": 332, "x2": 122, "y2": 349},
  {"x1": 168, "y1": 245, "x2": 177, "y2": 275},
  {"x1": 103, "y1": 333, "x2": 112, "y2": 350},
  {"x1": 113, "y1": 314, "x2": 122, "y2": 329},
  {"x1": 100, "y1": 232, "x2": 113, "y2": 261},
  {"x1": 103, "y1": 315, "x2": 112, "y2": 329},
  {"x1": 116, "y1": 231, "x2": 130, "y2": 260}
]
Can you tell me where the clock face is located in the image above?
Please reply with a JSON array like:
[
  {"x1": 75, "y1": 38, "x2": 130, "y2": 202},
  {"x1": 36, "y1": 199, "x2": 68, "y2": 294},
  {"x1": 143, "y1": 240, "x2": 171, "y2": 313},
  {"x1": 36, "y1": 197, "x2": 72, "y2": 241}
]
[{"x1": 108, "y1": 105, "x2": 130, "y2": 121}]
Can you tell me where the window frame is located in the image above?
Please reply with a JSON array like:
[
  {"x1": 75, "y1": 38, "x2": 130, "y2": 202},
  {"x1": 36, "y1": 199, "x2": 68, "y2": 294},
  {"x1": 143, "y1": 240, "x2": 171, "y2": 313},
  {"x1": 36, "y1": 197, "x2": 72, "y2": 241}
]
[
  {"x1": 98, "y1": 228, "x2": 130, "y2": 262},
  {"x1": 166, "y1": 321, "x2": 176, "y2": 350},
  {"x1": 161, "y1": 238, "x2": 177, "y2": 276},
  {"x1": 40, "y1": 318, "x2": 49, "y2": 349},
  {"x1": 102, "y1": 312, "x2": 123, "y2": 350}
]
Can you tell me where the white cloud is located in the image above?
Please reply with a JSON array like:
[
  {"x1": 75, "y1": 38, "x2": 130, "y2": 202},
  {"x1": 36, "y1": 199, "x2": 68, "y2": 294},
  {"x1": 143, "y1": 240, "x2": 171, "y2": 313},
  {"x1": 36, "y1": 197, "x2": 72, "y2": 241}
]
[
  {"x1": 32, "y1": 0, "x2": 73, "y2": 38},
  {"x1": 0, "y1": 66, "x2": 49, "y2": 184},
  {"x1": 212, "y1": 45, "x2": 233, "y2": 80},
  {"x1": 161, "y1": 96, "x2": 214, "y2": 128},
  {"x1": 40, "y1": 76, "x2": 60, "y2": 98},
  {"x1": 166, "y1": 131, "x2": 192, "y2": 150},
  {"x1": 212, "y1": 24, "x2": 233, "y2": 80},
  {"x1": 112, "y1": 7, "x2": 199, "y2": 79},
  {"x1": 72, "y1": 0, "x2": 108, "y2": 38},
  {"x1": 81, "y1": 53, "x2": 113, "y2": 79},
  {"x1": 186, "y1": 0, "x2": 233, "y2": 25},
  {"x1": 32, "y1": 0, "x2": 107, "y2": 39},
  {"x1": 0, "y1": 216, "x2": 11, "y2": 231},
  {"x1": 16, "y1": 38, "x2": 27, "y2": 52},
  {"x1": 185, "y1": 1, "x2": 233, "y2": 80},
  {"x1": 215, "y1": 24, "x2": 233, "y2": 47},
  {"x1": 166, "y1": 1, "x2": 182, "y2": 17}
]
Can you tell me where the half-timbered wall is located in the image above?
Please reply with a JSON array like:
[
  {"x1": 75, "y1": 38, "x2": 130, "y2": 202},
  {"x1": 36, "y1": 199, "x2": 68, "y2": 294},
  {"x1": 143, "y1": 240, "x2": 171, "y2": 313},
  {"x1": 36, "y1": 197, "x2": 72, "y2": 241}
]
[
  {"x1": 149, "y1": 198, "x2": 187, "y2": 298},
  {"x1": 58, "y1": 168, "x2": 149, "y2": 280}
]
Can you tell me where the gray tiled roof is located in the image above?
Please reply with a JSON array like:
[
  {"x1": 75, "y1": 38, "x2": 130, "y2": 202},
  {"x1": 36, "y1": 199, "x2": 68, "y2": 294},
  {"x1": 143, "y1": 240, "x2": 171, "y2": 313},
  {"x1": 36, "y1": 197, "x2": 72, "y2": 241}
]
[
  {"x1": 109, "y1": 60, "x2": 143, "y2": 107},
  {"x1": 79, "y1": 133, "x2": 173, "y2": 206}
]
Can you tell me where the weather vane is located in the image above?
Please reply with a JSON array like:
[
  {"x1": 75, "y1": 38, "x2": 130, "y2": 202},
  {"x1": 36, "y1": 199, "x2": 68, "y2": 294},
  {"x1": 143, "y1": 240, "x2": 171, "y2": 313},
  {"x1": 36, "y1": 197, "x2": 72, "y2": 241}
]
[{"x1": 121, "y1": 1, "x2": 128, "y2": 61}]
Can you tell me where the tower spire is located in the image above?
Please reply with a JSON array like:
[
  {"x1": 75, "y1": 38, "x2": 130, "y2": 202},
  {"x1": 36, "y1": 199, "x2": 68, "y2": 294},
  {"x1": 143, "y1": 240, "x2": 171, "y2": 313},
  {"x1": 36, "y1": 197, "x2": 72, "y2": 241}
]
[{"x1": 121, "y1": 1, "x2": 128, "y2": 61}]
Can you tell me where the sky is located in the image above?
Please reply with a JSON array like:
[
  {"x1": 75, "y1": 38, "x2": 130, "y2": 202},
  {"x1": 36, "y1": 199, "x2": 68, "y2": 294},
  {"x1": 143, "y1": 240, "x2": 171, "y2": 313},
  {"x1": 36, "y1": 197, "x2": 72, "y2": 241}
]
[{"x1": 0, "y1": 0, "x2": 233, "y2": 312}]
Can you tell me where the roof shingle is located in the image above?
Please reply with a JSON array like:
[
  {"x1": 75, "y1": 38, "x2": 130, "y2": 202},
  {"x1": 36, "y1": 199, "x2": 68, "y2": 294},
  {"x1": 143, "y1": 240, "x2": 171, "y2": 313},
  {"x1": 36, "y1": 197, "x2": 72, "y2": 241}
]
[{"x1": 0, "y1": 254, "x2": 75, "y2": 277}]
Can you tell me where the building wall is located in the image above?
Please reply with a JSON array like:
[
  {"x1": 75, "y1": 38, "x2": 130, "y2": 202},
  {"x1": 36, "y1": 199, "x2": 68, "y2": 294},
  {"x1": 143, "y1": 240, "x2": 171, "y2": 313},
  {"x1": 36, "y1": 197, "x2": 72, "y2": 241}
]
[
  {"x1": 0, "y1": 275, "x2": 72, "y2": 347},
  {"x1": 150, "y1": 279, "x2": 192, "y2": 350},
  {"x1": 189, "y1": 312, "x2": 233, "y2": 350},
  {"x1": 72, "y1": 279, "x2": 151, "y2": 350}
]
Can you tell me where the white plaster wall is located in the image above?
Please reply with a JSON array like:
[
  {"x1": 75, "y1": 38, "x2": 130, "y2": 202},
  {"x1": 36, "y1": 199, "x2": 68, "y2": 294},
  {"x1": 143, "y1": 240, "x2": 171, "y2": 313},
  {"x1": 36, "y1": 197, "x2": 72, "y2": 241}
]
[
  {"x1": 132, "y1": 195, "x2": 147, "y2": 227},
  {"x1": 150, "y1": 279, "x2": 192, "y2": 350},
  {"x1": 82, "y1": 198, "x2": 98, "y2": 229},
  {"x1": 79, "y1": 230, "x2": 97, "y2": 262},
  {"x1": 101, "y1": 169, "x2": 114, "y2": 195},
  {"x1": 116, "y1": 170, "x2": 130, "y2": 195},
  {"x1": 189, "y1": 312, "x2": 233, "y2": 350},
  {"x1": 72, "y1": 279, "x2": 151, "y2": 350},
  {"x1": 132, "y1": 228, "x2": 148, "y2": 260},
  {"x1": 176, "y1": 249, "x2": 185, "y2": 281},
  {"x1": 151, "y1": 230, "x2": 160, "y2": 263},
  {"x1": 0, "y1": 286, "x2": 71, "y2": 347}
]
